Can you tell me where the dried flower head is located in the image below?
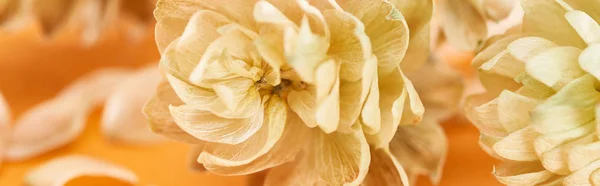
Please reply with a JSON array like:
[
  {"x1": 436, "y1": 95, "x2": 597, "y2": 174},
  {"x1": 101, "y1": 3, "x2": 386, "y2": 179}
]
[
  {"x1": 434, "y1": 0, "x2": 522, "y2": 51},
  {"x1": 468, "y1": 0, "x2": 600, "y2": 185},
  {"x1": 0, "y1": 0, "x2": 156, "y2": 45},
  {"x1": 146, "y1": 0, "x2": 435, "y2": 184}
]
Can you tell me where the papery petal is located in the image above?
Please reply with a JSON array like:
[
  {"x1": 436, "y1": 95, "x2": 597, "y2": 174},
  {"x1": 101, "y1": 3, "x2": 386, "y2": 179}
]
[
  {"x1": 165, "y1": 74, "x2": 219, "y2": 111},
  {"x1": 160, "y1": 10, "x2": 231, "y2": 79},
  {"x1": 315, "y1": 59, "x2": 340, "y2": 133},
  {"x1": 338, "y1": 0, "x2": 409, "y2": 75},
  {"x1": 169, "y1": 103, "x2": 263, "y2": 145},
  {"x1": 494, "y1": 161, "x2": 555, "y2": 185},
  {"x1": 479, "y1": 133, "x2": 503, "y2": 158},
  {"x1": 361, "y1": 148, "x2": 409, "y2": 186},
  {"x1": 565, "y1": 10, "x2": 600, "y2": 44},
  {"x1": 198, "y1": 95, "x2": 285, "y2": 168},
  {"x1": 564, "y1": 159, "x2": 600, "y2": 185},
  {"x1": 526, "y1": 46, "x2": 585, "y2": 90},
  {"x1": 493, "y1": 127, "x2": 539, "y2": 161},
  {"x1": 467, "y1": 96, "x2": 508, "y2": 137},
  {"x1": 568, "y1": 141, "x2": 600, "y2": 172},
  {"x1": 541, "y1": 133, "x2": 595, "y2": 175},
  {"x1": 102, "y1": 66, "x2": 164, "y2": 144},
  {"x1": 514, "y1": 74, "x2": 556, "y2": 100},
  {"x1": 497, "y1": 90, "x2": 541, "y2": 133},
  {"x1": 287, "y1": 89, "x2": 318, "y2": 128},
  {"x1": 507, "y1": 37, "x2": 558, "y2": 63},
  {"x1": 188, "y1": 145, "x2": 206, "y2": 171},
  {"x1": 472, "y1": 34, "x2": 522, "y2": 67},
  {"x1": 390, "y1": 117, "x2": 447, "y2": 184},
  {"x1": 440, "y1": 0, "x2": 487, "y2": 50},
  {"x1": 579, "y1": 43, "x2": 600, "y2": 80},
  {"x1": 264, "y1": 125, "x2": 370, "y2": 186},
  {"x1": 25, "y1": 155, "x2": 137, "y2": 186},
  {"x1": 143, "y1": 82, "x2": 201, "y2": 143},
  {"x1": 370, "y1": 69, "x2": 407, "y2": 148},
  {"x1": 59, "y1": 68, "x2": 132, "y2": 107},
  {"x1": 284, "y1": 17, "x2": 328, "y2": 83},
  {"x1": 399, "y1": 73, "x2": 424, "y2": 126},
  {"x1": 480, "y1": 50, "x2": 524, "y2": 79},
  {"x1": 323, "y1": 9, "x2": 369, "y2": 81},
  {"x1": 521, "y1": 0, "x2": 586, "y2": 48},
  {"x1": 534, "y1": 122, "x2": 594, "y2": 157},
  {"x1": 201, "y1": 110, "x2": 310, "y2": 175},
  {"x1": 5, "y1": 97, "x2": 89, "y2": 161},
  {"x1": 212, "y1": 78, "x2": 261, "y2": 114},
  {"x1": 531, "y1": 75, "x2": 600, "y2": 134},
  {"x1": 389, "y1": 0, "x2": 433, "y2": 71},
  {"x1": 483, "y1": 0, "x2": 517, "y2": 21}
]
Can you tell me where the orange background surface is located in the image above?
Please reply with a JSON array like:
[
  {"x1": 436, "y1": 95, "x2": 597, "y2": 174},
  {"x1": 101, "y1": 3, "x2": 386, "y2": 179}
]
[{"x1": 0, "y1": 27, "x2": 500, "y2": 185}]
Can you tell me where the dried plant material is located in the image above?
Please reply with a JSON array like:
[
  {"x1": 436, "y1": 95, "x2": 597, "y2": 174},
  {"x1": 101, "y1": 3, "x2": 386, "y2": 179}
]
[
  {"x1": 5, "y1": 68, "x2": 131, "y2": 161},
  {"x1": 150, "y1": 0, "x2": 435, "y2": 184},
  {"x1": 101, "y1": 65, "x2": 165, "y2": 144},
  {"x1": 1, "y1": 0, "x2": 156, "y2": 45},
  {"x1": 435, "y1": 0, "x2": 522, "y2": 51},
  {"x1": 26, "y1": 155, "x2": 137, "y2": 186},
  {"x1": 467, "y1": 0, "x2": 600, "y2": 185}
]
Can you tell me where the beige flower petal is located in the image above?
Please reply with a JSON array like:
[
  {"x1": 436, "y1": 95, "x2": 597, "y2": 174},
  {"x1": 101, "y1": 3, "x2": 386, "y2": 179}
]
[
  {"x1": 565, "y1": 10, "x2": 600, "y2": 44},
  {"x1": 338, "y1": 80, "x2": 364, "y2": 132},
  {"x1": 564, "y1": 159, "x2": 600, "y2": 185},
  {"x1": 470, "y1": 98, "x2": 509, "y2": 137},
  {"x1": 160, "y1": 10, "x2": 231, "y2": 79},
  {"x1": 472, "y1": 34, "x2": 522, "y2": 67},
  {"x1": 515, "y1": 74, "x2": 556, "y2": 100},
  {"x1": 389, "y1": 0, "x2": 433, "y2": 71},
  {"x1": 165, "y1": 74, "x2": 219, "y2": 110},
  {"x1": 541, "y1": 133, "x2": 595, "y2": 175},
  {"x1": 59, "y1": 68, "x2": 132, "y2": 107},
  {"x1": 399, "y1": 69, "x2": 425, "y2": 126},
  {"x1": 102, "y1": 66, "x2": 165, "y2": 144},
  {"x1": 531, "y1": 75, "x2": 600, "y2": 134},
  {"x1": 494, "y1": 161, "x2": 555, "y2": 185},
  {"x1": 360, "y1": 72, "x2": 381, "y2": 134},
  {"x1": 480, "y1": 50, "x2": 524, "y2": 79},
  {"x1": 284, "y1": 17, "x2": 328, "y2": 83},
  {"x1": 287, "y1": 89, "x2": 318, "y2": 128},
  {"x1": 579, "y1": 43, "x2": 600, "y2": 80},
  {"x1": 440, "y1": 0, "x2": 488, "y2": 51},
  {"x1": 568, "y1": 141, "x2": 600, "y2": 172},
  {"x1": 169, "y1": 102, "x2": 263, "y2": 145},
  {"x1": 479, "y1": 133, "x2": 503, "y2": 158},
  {"x1": 493, "y1": 126, "x2": 539, "y2": 161},
  {"x1": 143, "y1": 82, "x2": 200, "y2": 144},
  {"x1": 390, "y1": 117, "x2": 447, "y2": 184},
  {"x1": 534, "y1": 122, "x2": 594, "y2": 157},
  {"x1": 188, "y1": 145, "x2": 206, "y2": 171},
  {"x1": 339, "y1": 0, "x2": 410, "y2": 75},
  {"x1": 201, "y1": 110, "x2": 310, "y2": 175},
  {"x1": 323, "y1": 9, "x2": 370, "y2": 81},
  {"x1": 497, "y1": 90, "x2": 541, "y2": 133},
  {"x1": 253, "y1": 0, "x2": 295, "y2": 26},
  {"x1": 212, "y1": 78, "x2": 261, "y2": 115},
  {"x1": 154, "y1": 0, "x2": 256, "y2": 53},
  {"x1": 370, "y1": 69, "x2": 408, "y2": 148},
  {"x1": 25, "y1": 155, "x2": 137, "y2": 186},
  {"x1": 5, "y1": 97, "x2": 89, "y2": 161},
  {"x1": 521, "y1": 0, "x2": 586, "y2": 48},
  {"x1": 264, "y1": 125, "x2": 370, "y2": 186},
  {"x1": 526, "y1": 46, "x2": 585, "y2": 90},
  {"x1": 197, "y1": 95, "x2": 286, "y2": 168},
  {"x1": 507, "y1": 37, "x2": 558, "y2": 63},
  {"x1": 315, "y1": 59, "x2": 341, "y2": 133},
  {"x1": 361, "y1": 148, "x2": 409, "y2": 186}
]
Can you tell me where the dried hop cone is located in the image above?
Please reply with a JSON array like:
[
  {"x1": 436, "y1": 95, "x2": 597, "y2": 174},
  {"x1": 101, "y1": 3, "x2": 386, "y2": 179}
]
[
  {"x1": 145, "y1": 0, "x2": 439, "y2": 185},
  {"x1": 0, "y1": 0, "x2": 156, "y2": 44},
  {"x1": 467, "y1": 0, "x2": 600, "y2": 185}
]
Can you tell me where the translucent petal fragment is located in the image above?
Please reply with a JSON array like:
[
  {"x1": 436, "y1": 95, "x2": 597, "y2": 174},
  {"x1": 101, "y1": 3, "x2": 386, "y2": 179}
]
[
  {"x1": 497, "y1": 90, "x2": 541, "y2": 133},
  {"x1": 287, "y1": 89, "x2": 318, "y2": 128},
  {"x1": 493, "y1": 127, "x2": 539, "y2": 161},
  {"x1": 521, "y1": 0, "x2": 586, "y2": 48},
  {"x1": 541, "y1": 133, "x2": 595, "y2": 175},
  {"x1": 284, "y1": 18, "x2": 328, "y2": 83},
  {"x1": 565, "y1": 10, "x2": 600, "y2": 44},
  {"x1": 102, "y1": 66, "x2": 164, "y2": 144},
  {"x1": 480, "y1": 50, "x2": 525, "y2": 79},
  {"x1": 564, "y1": 159, "x2": 600, "y2": 185},
  {"x1": 5, "y1": 97, "x2": 89, "y2": 161},
  {"x1": 362, "y1": 148, "x2": 409, "y2": 186},
  {"x1": 579, "y1": 43, "x2": 600, "y2": 80},
  {"x1": 211, "y1": 78, "x2": 260, "y2": 114},
  {"x1": 531, "y1": 75, "x2": 600, "y2": 134},
  {"x1": 26, "y1": 155, "x2": 137, "y2": 186},
  {"x1": 568, "y1": 141, "x2": 600, "y2": 172},
  {"x1": 534, "y1": 122, "x2": 594, "y2": 157},
  {"x1": 440, "y1": 0, "x2": 487, "y2": 50},
  {"x1": 526, "y1": 46, "x2": 585, "y2": 90}
]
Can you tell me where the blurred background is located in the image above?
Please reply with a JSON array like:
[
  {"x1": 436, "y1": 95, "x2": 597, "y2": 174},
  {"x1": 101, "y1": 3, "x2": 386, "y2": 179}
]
[{"x1": 0, "y1": 0, "x2": 509, "y2": 185}]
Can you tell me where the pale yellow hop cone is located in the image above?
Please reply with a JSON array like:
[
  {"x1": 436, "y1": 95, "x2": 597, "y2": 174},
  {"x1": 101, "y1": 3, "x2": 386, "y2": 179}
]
[
  {"x1": 146, "y1": 0, "x2": 436, "y2": 185},
  {"x1": 467, "y1": 0, "x2": 600, "y2": 185}
]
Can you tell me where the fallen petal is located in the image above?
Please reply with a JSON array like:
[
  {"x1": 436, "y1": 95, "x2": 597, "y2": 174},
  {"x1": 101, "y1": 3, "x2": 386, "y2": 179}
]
[{"x1": 26, "y1": 155, "x2": 137, "y2": 186}]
